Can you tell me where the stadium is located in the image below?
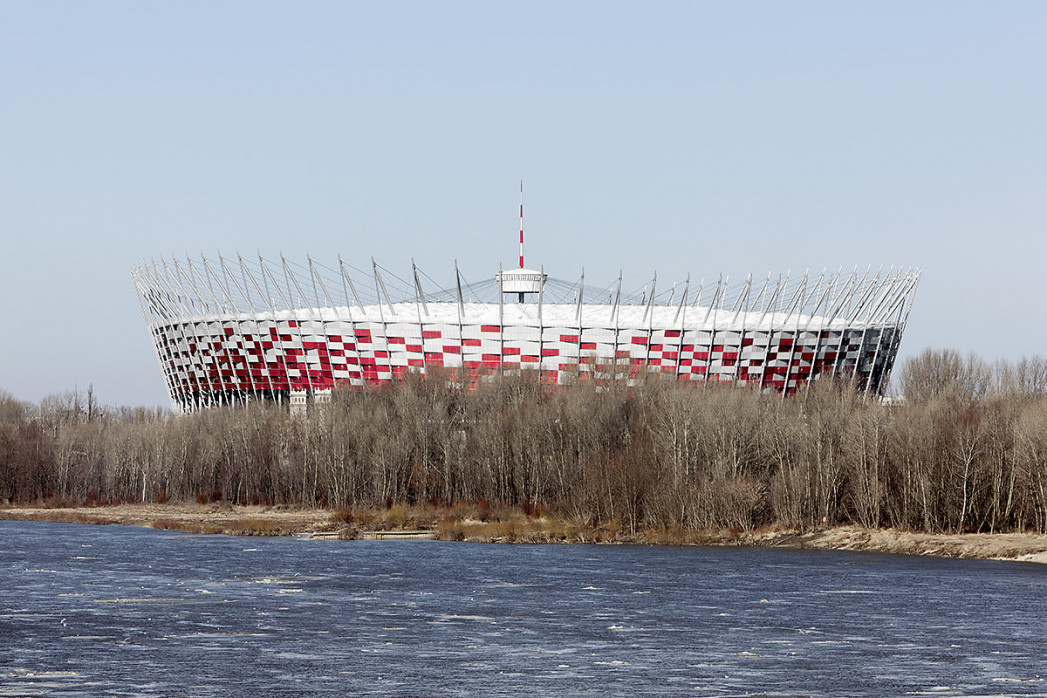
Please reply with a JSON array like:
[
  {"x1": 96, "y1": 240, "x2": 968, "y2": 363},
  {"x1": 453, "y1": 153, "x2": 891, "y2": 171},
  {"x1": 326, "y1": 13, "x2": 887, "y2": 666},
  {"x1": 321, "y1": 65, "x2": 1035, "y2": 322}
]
[{"x1": 133, "y1": 252, "x2": 920, "y2": 413}]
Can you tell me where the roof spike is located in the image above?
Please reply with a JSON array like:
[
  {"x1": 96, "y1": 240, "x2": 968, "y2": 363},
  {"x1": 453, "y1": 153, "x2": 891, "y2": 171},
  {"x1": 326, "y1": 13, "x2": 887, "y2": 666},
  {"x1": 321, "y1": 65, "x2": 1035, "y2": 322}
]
[
  {"x1": 610, "y1": 270, "x2": 622, "y2": 322},
  {"x1": 576, "y1": 268, "x2": 585, "y2": 325},
  {"x1": 455, "y1": 260, "x2": 464, "y2": 321},
  {"x1": 412, "y1": 258, "x2": 429, "y2": 316},
  {"x1": 673, "y1": 274, "x2": 690, "y2": 324},
  {"x1": 338, "y1": 255, "x2": 364, "y2": 311},
  {"x1": 642, "y1": 273, "x2": 657, "y2": 324},
  {"x1": 373, "y1": 258, "x2": 396, "y2": 315}
]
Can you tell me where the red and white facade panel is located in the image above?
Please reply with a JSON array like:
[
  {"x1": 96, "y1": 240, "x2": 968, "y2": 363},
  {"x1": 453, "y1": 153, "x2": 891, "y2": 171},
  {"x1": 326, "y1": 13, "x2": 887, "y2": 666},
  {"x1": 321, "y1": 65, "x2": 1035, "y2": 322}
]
[{"x1": 142, "y1": 298, "x2": 911, "y2": 413}]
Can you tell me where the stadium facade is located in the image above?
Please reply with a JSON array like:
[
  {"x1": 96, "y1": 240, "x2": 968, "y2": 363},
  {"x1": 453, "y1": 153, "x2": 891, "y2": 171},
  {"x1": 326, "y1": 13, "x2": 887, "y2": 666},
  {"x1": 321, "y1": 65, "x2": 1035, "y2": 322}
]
[{"x1": 133, "y1": 255, "x2": 919, "y2": 413}]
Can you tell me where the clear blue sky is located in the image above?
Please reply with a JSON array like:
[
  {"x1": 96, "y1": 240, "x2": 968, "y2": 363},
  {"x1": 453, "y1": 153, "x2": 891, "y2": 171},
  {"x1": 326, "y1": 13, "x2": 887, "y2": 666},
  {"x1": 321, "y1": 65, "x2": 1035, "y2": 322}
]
[{"x1": 2, "y1": 2, "x2": 1045, "y2": 407}]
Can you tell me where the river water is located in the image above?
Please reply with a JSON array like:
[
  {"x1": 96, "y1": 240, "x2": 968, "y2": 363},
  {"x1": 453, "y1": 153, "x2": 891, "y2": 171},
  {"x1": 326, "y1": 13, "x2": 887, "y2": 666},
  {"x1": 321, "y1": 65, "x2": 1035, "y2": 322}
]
[{"x1": 1, "y1": 521, "x2": 1046, "y2": 696}]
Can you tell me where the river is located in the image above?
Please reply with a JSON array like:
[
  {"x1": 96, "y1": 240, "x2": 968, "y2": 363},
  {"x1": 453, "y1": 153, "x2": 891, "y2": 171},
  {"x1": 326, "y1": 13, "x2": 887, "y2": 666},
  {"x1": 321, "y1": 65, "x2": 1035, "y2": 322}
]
[{"x1": 2, "y1": 520, "x2": 1045, "y2": 696}]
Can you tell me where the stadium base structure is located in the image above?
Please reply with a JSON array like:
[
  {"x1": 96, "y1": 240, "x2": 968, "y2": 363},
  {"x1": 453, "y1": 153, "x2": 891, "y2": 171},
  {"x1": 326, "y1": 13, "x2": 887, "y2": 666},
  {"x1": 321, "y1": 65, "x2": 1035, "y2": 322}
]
[{"x1": 133, "y1": 256, "x2": 920, "y2": 413}]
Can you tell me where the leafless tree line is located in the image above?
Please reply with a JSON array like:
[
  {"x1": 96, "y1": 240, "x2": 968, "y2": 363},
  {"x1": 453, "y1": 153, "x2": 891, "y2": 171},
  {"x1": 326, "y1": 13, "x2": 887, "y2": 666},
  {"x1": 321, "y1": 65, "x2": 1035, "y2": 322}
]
[{"x1": 4, "y1": 348, "x2": 1047, "y2": 534}]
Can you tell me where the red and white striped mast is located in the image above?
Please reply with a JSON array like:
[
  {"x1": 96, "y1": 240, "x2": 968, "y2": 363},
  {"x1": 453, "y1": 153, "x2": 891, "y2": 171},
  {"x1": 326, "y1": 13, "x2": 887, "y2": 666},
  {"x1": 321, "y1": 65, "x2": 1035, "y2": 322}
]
[
  {"x1": 518, "y1": 180, "x2": 525, "y2": 269},
  {"x1": 496, "y1": 180, "x2": 546, "y2": 303}
]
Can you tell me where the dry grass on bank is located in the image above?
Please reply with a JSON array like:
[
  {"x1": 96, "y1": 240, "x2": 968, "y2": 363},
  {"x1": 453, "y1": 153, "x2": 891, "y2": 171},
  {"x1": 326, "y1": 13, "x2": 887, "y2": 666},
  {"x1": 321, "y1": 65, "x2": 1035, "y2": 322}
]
[
  {"x1": 0, "y1": 509, "x2": 117, "y2": 526},
  {"x1": 5, "y1": 500, "x2": 1047, "y2": 563}
]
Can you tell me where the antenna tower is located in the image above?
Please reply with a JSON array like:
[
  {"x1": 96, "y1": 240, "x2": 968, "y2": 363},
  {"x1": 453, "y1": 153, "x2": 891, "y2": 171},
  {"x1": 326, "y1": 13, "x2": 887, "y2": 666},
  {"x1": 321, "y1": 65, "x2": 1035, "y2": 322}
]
[{"x1": 519, "y1": 180, "x2": 524, "y2": 269}]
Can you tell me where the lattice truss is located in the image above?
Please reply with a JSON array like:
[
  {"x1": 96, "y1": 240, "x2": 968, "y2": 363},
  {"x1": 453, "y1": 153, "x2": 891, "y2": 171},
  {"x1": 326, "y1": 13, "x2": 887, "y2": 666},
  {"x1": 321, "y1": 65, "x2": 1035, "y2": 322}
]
[{"x1": 132, "y1": 255, "x2": 920, "y2": 412}]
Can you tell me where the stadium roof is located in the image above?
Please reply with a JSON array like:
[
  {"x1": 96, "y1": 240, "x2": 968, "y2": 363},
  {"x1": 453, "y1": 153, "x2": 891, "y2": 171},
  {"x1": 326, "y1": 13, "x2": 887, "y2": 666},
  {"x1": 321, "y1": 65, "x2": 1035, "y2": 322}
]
[{"x1": 132, "y1": 254, "x2": 920, "y2": 329}]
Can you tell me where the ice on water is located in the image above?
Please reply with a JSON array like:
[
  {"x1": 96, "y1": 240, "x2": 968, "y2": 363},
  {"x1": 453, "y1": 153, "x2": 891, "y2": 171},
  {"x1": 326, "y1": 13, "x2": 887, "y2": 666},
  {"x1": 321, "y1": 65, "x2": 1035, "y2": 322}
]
[{"x1": 2, "y1": 521, "x2": 1047, "y2": 696}]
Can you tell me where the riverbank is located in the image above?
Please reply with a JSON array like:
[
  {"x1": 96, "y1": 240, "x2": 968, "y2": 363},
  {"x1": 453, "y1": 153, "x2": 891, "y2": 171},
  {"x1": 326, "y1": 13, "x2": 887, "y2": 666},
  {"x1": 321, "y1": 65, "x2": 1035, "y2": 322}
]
[{"x1": 3, "y1": 503, "x2": 1047, "y2": 563}]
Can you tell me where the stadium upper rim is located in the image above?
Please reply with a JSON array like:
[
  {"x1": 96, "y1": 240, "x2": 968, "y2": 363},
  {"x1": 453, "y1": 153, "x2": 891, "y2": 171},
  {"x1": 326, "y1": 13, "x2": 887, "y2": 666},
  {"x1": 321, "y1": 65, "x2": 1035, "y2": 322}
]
[{"x1": 132, "y1": 254, "x2": 921, "y2": 328}]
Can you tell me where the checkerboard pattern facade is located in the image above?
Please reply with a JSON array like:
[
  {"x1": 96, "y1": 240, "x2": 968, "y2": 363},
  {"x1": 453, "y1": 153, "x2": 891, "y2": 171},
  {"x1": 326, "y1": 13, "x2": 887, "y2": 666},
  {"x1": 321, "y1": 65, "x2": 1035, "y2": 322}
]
[{"x1": 148, "y1": 311, "x2": 901, "y2": 412}]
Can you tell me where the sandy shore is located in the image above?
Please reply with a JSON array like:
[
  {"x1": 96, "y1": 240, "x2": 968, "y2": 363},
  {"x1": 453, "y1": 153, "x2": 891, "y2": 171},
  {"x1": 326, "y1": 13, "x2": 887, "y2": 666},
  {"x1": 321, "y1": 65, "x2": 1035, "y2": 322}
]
[
  {"x1": 747, "y1": 526, "x2": 1047, "y2": 564},
  {"x1": 0, "y1": 503, "x2": 340, "y2": 537},
  {"x1": 3, "y1": 503, "x2": 1047, "y2": 563}
]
